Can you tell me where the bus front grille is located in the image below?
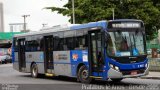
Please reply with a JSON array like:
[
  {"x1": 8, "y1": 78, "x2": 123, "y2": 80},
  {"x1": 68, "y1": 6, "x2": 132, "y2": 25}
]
[{"x1": 120, "y1": 68, "x2": 145, "y2": 75}]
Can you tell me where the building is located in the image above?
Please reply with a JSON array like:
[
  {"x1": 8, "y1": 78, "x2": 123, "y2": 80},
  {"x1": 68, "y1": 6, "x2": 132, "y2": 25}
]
[
  {"x1": 0, "y1": 2, "x2": 4, "y2": 32},
  {"x1": 9, "y1": 23, "x2": 24, "y2": 32}
]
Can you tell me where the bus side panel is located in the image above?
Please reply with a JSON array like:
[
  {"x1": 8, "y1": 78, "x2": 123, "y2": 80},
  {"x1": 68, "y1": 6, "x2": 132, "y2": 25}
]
[
  {"x1": 13, "y1": 52, "x2": 19, "y2": 71},
  {"x1": 53, "y1": 51, "x2": 72, "y2": 76},
  {"x1": 25, "y1": 52, "x2": 44, "y2": 73},
  {"x1": 70, "y1": 50, "x2": 89, "y2": 77}
]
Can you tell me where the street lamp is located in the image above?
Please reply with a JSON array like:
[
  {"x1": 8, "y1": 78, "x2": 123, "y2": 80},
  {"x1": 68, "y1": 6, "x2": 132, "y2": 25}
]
[{"x1": 22, "y1": 15, "x2": 30, "y2": 32}]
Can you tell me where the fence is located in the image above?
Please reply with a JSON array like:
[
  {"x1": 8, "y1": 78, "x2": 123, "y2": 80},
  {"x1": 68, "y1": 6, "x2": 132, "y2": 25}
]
[{"x1": 148, "y1": 57, "x2": 160, "y2": 71}]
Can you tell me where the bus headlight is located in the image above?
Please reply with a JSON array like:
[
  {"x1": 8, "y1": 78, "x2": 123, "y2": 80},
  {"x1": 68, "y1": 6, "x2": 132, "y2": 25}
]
[
  {"x1": 110, "y1": 64, "x2": 114, "y2": 68},
  {"x1": 109, "y1": 64, "x2": 120, "y2": 71},
  {"x1": 145, "y1": 63, "x2": 148, "y2": 68},
  {"x1": 115, "y1": 66, "x2": 120, "y2": 71}
]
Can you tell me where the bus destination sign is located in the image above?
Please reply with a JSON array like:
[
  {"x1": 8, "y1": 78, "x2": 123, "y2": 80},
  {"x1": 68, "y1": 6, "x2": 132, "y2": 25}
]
[
  {"x1": 108, "y1": 21, "x2": 143, "y2": 29},
  {"x1": 112, "y1": 23, "x2": 140, "y2": 28}
]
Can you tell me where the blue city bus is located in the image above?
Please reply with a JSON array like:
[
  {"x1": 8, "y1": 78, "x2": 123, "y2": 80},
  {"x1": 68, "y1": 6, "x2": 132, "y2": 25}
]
[{"x1": 12, "y1": 19, "x2": 149, "y2": 83}]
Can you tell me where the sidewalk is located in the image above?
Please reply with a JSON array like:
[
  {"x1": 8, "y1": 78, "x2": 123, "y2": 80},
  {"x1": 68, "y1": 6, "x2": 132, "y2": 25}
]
[{"x1": 141, "y1": 72, "x2": 160, "y2": 79}]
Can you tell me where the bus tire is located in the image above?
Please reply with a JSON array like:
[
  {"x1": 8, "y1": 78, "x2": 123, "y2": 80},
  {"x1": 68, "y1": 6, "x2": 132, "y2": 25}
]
[
  {"x1": 31, "y1": 63, "x2": 39, "y2": 78},
  {"x1": 78, "y1": 65, "x2": 92, "y2": 83},
  {"x1": 111, "y1": 78, "x2": 123, "y2": 82}
]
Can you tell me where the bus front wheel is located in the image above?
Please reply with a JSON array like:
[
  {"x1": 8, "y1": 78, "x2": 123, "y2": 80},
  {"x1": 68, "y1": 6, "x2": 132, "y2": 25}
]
[
  {"x1": 31, "y1": 63, "x2": 39, "y2": 78},
  {"x1": 78, "y1": 65, "x2": 92, "y2": 83}
]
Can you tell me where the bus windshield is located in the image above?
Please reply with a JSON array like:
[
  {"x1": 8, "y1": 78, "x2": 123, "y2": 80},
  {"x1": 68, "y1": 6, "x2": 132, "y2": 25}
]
[{"x1": 107, "y1": 30, "x2": 147, "y2": 57}]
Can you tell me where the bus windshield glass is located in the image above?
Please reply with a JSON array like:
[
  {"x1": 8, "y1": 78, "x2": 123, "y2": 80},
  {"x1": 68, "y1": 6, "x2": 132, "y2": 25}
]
[{"x1": 107, "y1": 30, "x2": 146, "y2": 57}]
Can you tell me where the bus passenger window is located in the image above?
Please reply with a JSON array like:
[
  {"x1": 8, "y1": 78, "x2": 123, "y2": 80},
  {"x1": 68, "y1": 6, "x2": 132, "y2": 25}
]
[
  {"x1": 59, "y1": 38, "x2": 64, "y2": 50},
  {"x1": 84, "y1": 35, "x2": 88, "y2": 48},
  {"x1": 54, "y1": 37, "x2": 64, "y2": 51},
  {"x1": 63, "y1": 45, "x2": 68, "y2": 50},
  {"x1": 65, "y1": 37, "x2": 74, "y2": 50},
  {"x1": 13, "y1": 39, "x2": 18, "y2": 52},
  {"x1": 75, "y1": 36, "x2": 86, "y2": 50}
]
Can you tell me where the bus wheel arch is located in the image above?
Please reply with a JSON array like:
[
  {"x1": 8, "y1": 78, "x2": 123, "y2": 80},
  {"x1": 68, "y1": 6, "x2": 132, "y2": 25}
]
[{"x1": 77, "y1": 63, "x2": 85, "y2": 75}]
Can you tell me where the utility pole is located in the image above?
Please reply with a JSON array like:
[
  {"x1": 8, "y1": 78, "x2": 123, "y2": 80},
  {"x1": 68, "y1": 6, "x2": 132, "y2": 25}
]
[
  {"x1": 112, "y1": 8, "x2": 115, "y2": 20},
  {"x1": 72, "y1": 0, "x2": 75, "y2": 24},
  {"x1": 22, "y1": 15, "x2": 30, "y2": 32},
  {"x1": 60, "y1": 0, "x2": 75, "y2": 24}
]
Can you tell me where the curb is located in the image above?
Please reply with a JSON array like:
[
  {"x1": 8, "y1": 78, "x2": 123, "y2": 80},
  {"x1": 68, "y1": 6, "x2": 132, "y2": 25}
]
[{"x1": 140, "y1": 76, "x2": 160, "y2": 80}]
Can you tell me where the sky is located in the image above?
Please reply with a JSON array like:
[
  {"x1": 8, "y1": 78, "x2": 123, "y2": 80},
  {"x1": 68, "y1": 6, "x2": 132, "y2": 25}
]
[{"x1": 0, "y1": 0, "x2": 70, "y2": 32}]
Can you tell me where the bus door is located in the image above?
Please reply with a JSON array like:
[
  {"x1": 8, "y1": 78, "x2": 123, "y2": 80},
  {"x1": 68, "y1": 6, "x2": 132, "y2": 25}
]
[
  {"x1": 18, "y1": 38, "x2": 26, "y2": 71},
  {"x1": 88, "y1": 30, "x2": 104, "y2": 76},
  {"x1": 44, "y1": 36, "x2": 54, "y2": 73}
]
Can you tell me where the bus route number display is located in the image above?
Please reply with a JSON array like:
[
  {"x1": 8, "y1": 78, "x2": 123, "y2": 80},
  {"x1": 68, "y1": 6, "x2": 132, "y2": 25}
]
[
  {"x1": 108, "y1": 21, "x2": 143, "y2": 29},
  {"x1": 112, "y1": 23, "x2": 140, "y2": 28}
]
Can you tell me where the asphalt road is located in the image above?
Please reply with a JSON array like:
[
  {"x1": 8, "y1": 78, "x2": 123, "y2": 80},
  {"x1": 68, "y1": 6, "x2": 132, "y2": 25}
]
[{"x1": 0, "y1": 64, "x2": 160, "y2": 90}]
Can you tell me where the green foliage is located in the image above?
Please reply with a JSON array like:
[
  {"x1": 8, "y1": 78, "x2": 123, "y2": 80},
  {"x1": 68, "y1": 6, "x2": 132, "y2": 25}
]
[{"x1": 46, "y1": 0, "x2": 160, "y2": 40}]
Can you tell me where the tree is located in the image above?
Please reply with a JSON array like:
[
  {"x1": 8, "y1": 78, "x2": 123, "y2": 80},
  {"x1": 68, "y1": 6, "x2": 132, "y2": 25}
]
[{"x1": 46, "y1": 0, "x2": 160, "y2": 40}]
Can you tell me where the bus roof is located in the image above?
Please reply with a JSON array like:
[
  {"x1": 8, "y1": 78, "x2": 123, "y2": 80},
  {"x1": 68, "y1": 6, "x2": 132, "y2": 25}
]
[
  {"x1": 14, "y1": 19, "x2": 143, "y2": 38},
  {"x1": 14, "y1": 21, "x2": 107, "y2": 38},
  {"x1": 108, "y1": 19, "x2": 143, "y2": 22},
  {"x1": 14, "y1": 24, "x2": 71, "y2": 37},
  {"x1": 70, "y1": 20, "x2": 107, "y2": 30}
]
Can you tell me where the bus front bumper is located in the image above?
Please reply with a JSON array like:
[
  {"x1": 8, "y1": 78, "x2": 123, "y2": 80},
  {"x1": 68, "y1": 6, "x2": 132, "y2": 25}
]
[{"x1": 108, "y1": 65, "x2": 149, "y2": 79}]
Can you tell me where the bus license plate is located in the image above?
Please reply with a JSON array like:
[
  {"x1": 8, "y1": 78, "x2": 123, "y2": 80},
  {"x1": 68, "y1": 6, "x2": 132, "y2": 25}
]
[{"x1": 131, "y1": 71, "x2": 137, "y2": 75}]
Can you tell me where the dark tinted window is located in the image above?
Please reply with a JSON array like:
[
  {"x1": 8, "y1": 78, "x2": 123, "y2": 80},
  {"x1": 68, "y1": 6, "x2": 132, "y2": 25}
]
[
  {"x1": 52, "y1": 30, "x2": 88, "y2": 51},
  {"x1": 64, "y1": 31, "x2": 75, "y2": 50},
  {"x1": 53, "y1": 32, "x2": 64, "y2": 51},
  {"x1": 13, "y1": 38, "x2": 18, "y2": 52},
  {"x1": 75, "y1": 30, "x2": 88, "y2": 50},
  {"x1": 25, "y1": 36, "x2": 41, "y2": 51}
]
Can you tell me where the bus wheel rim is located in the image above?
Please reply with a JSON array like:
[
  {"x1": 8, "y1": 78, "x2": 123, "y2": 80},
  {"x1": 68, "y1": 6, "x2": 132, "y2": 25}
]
[
  {"x1": 82, "y1": 70, "x2": 88, "y2": 80},
  {"x1": 33, "y1": 67, "x2": 37, "y2": 76}
]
